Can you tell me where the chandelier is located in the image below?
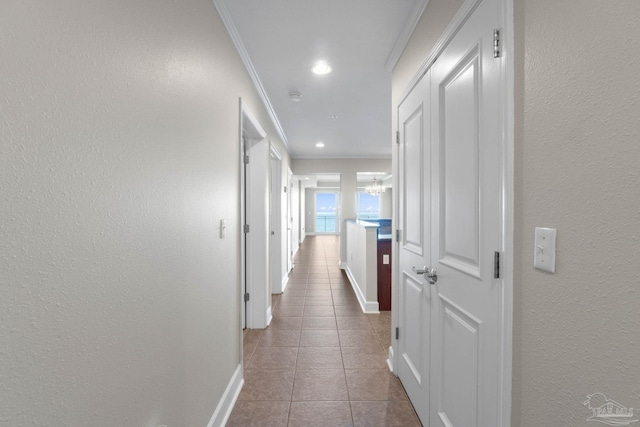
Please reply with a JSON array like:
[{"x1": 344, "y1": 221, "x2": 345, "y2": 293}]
[{"x1": 365, "y1": 177, "x2": 386, "y2": 195}]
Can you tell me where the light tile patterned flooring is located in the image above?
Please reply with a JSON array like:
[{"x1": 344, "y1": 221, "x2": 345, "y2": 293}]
[{"x1": 227, "y1": 235, "x2": 421, "y2": 427}]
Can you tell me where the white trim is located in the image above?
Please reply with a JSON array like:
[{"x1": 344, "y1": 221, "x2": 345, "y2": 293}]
[
  {"x1": 387, "y1": 345, "x2": 395, "y2": 373},
  {"x1": 385, "y1": 0, "x2": 431, "y2": 71},
  {"x1": 212, "y1": 0, "x2": 290, "y2": 154},
  {"x1": 343, "y1": 265, "x2": 380, "y2": 313},
  {"x1": 281, "y1": 274, "x2": 289, "y2": 293},
  {"x1": 206, "y1": 364, "x2": 244, "y2": 427},
  {"x1": 498, "y1": 1, "x2": 514, "y2": 425},
  {"x1": 266, "y1": 305, "x2": 272, "y2": 327}
]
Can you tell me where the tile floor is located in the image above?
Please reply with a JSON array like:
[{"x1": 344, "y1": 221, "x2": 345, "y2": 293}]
[{"x1": 227, "y1": 235, "x2": 421, "y2": 427}]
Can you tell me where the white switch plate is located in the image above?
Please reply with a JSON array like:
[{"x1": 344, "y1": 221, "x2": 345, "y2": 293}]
[
  {"x1": 383, "y1": 254, "x2": 390, "y2": 265},
  {"x1": 534, "y1": 227, "x2": 556, "y2": 273}
]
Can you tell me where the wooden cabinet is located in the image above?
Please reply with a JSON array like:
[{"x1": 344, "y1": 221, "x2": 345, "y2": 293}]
[{"x1": 377, "y1": 238, "x2": 392, "y2": 311}]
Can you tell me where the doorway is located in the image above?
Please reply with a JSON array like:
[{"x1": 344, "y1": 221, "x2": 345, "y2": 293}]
[{"x1": 240, "y1": 100, "x2": 271, "y2": 330}]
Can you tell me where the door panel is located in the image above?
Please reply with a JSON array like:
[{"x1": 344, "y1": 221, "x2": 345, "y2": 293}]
[
  {"x1": 246, "y1": 137, "x2": 270, "y2": 329},
  {"x1": 396, "y1": 0, "x2": 506, "y2": 426},
  {"x1": 441, "y1": 49, "x2": 481, "y2": 275},
  {"x1": 430, "y1": 0, "x2": 502, "y2": 425},
  {"x1": 397, "y1": 72, "x2": 430, "y2": 425}
]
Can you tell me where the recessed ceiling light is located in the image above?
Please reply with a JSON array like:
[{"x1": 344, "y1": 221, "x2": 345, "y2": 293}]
[
  {"x1": 315, "y1": 142, "x2": 325, "y2": 148},
  {"x1": 304, "y1": 177, "x2": 310, "y2": 180},
  {"x1": 312, "y1": 61, "x2": 332, "y2": 75}
]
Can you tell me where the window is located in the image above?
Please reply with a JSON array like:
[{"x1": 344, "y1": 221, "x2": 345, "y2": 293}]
[
  {"x1": 315, "y1": 192, "x2": 339, "y2": 233},
  {"x1": 356, "y1": 192, "x2": 380, "y2": 220}
]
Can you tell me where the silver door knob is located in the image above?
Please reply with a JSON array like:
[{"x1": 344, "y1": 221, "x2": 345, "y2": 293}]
[{"x1": 412, "y1": 266, "x2": 438, "y2": 284}]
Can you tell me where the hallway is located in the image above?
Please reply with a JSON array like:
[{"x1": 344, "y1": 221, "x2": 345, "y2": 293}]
[{"x1": 227, "y1": 236, "x2": 421, "y2": 426}]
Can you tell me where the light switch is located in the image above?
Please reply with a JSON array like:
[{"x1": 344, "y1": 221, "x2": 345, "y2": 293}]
[
  {"x1": 534, "y1": 227, "x2": 556, "y2": 273},
  {"x1": 383, "y1": 254, "x2": 390, "y2": 264}
]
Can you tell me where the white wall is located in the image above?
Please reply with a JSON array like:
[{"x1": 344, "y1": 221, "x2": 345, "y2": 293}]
[
  {"x1": 0, "y1": 1, "x2": 288, "y2": 425},
  {"x1": 393, "y1": 0, "x2": 640, "y2": 425},
  {"x1": 344, "y1": 221, "x2": 379, "y2": 312}
]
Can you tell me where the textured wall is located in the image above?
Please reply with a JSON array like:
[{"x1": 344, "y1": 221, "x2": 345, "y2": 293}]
[
  {"x1": 513, "y1": 0, "x2": 640, "y2": 424},
  {"x1": 0, "y1": 1, "x2": 287, "y2": 425}
]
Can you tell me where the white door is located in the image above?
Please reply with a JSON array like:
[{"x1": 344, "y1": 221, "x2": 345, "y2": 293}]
[
  {"x1": 396, "y1": 0, "x2": 507, "y2": 425},
  {"x1": 428, "y1": 0, "x2": 504, "y2": 425},
  {"x1": 397, "y1": 72, "x2": 431, "y2": 425},
  {"x1": 246, "y1": 137, "x2": 271, "y2": 328},
  {"x1": 270, "y1": 152, "x2": 282, "y2": 294}
]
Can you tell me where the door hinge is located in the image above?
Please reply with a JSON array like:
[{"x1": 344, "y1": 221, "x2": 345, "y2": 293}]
[
  {"x1": 244, "y1": 292, "x2": 250, "y2": 302},
  {"x1": 493, "y1": 29, "x2": 501, "y2": 58},
  {"x1": 244, "y1": 224, "x2": 250, "y2": 233},
  {"x1": 395, "y1": 327, "x2": 399, "y2": 340},
  {"x1": 284, "y1": 186, "x2": 287, "y2": 193},
  {"x1": 494, "y1": 251, "x2": 500, "y2": 278},
  {"x1": 395, "y1": 229, "x2": 401, "y2": 242},
  {"x1": 396, "y1": 130, "x2": 400, "y2": 145},
  {"x1": 243, "y1": 155, "x2": 250, "y2": 164}
]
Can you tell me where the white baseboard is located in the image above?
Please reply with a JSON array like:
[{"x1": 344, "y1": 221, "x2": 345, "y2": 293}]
[
  {"x1": 387, "y1": 345, "x2": 395, "y2": 373},
  {"x1": 266, "y1": 306, "x2": 273, "y2": 326},
  {"x1": 206, "y1": 364, "x2": 243, "y2": 427},
  {"x1": 281, "y1": 274, "x2": 289, "y2": 293},
  {"x1": 339, "y1": 262, "x2": 348, "y2": 270},
  {"x1": 343, "y1": 265, "x2": 380, "y2": 314}
]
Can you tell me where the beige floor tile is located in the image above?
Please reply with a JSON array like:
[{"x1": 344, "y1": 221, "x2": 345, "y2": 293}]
[
  {"x1": 282, "y1": 289, "x2": 307, "y2": 297},
  {"x1": 336, "y1": 316, "x2": 375, "y2": 330},
  {"x1": 350, "y1": 401, "x2": 421, "y2": 427},
  {"x1": 268, "y1": 316, "x2": 303, "y2": 330},
  {"x1": 345, "y1": 369, "x2": 408, "y2": 401},
  {"x1": 306, "y1": 282, "x2": 332, "y2": 289},
  {"x1": 341, "y1": 346, "x2": 388, "y2": 369},
  {"x1": 304, "y1": 297, "x2": 334, "y2": 306},
  {"x1": 247, "y1": 347, "x2": 298, "y2": 370},
  {"x1": 258, "y1": 329, "x2": 301, "y2": 347},
  {"x1": 296, "y1": 347, "x2": 344, "y2": 370},
  {"x1": 274, "y1": 305, "x2": 305, "y2": 317},
  {"x1": 239, "y1": 369, "x2": 295, "y2": 401},
  {"x1": 226, "y1": 401, "x2": 290, "y2": 427},
  {"x1": 305, "y1": 289, "x2": 332, "y2": 297},
  {"x1": 292, "y1": 369, "x2": 348, "y2": 401},
  {"x1": 300, "y1": 329, "x2": 340, "y2": 347},
  {"x1": 301, "y1": 317, "x2": 337, "y2": 330},
  {"x1": 338, "y1": 329, "x2": 380, "y2": 348},
  {"x1": 288, "y1": 401, "x2": 353, "y2": 427},
  {"x1": 304, "y1": 305, "x2": 335, "y2": 317},
  {"x1": 334, "y1": 305, "x2": 366, "y2": 317},
  {"x1": 278, "y1": 296, "x2": 306, "y2": 306}
]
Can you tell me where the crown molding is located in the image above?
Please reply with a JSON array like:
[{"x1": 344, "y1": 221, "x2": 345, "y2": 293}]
[
  {"x1": 384, "y1": 0, "x2": 430, "y2": 72},
  {"x1": 212, "y1": 0, "x2": 290, "y2": 153}
]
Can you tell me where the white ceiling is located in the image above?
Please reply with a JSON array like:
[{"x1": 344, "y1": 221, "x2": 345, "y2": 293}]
[{"x1": 217, "y1": 0, "x2": 425, "y2": 159}]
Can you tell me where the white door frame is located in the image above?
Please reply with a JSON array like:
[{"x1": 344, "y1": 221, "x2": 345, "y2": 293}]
[
  {"x1": 390, "y1": 0, "x2": 514, "y2": 424},
  {"x1": 239, "y1": 99, "x2": 270, "y2": 331}
]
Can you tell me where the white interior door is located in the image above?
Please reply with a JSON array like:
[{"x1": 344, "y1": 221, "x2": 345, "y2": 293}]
[
  {"x1": 397, "y1": 72, "x2": 431, "y2": 425},
  {"x1": 270, "y1": 150, "x2": 282, "y2": 294},
  {"x1": 246, "y1": 137, "x2": 271, "y2": 328},
  {"x1": 429, "y1": 0, "x2": 504, "y2": 425},
  {"x1": 395, "y1": 0, "x2": 508, "y2": 425}
]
